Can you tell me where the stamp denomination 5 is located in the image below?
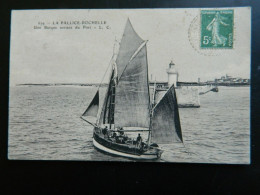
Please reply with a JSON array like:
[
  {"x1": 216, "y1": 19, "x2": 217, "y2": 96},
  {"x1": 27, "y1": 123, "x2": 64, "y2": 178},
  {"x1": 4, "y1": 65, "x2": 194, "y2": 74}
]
[{"x1": 201, "y1": 10, "x2": 234, "y2": 49}]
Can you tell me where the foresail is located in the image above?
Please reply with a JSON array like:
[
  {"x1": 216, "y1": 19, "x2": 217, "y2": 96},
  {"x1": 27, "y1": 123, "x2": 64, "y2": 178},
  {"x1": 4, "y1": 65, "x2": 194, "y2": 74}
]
[
  {"x1": 98, "y1": 70, "x2": 115, "y2": 125},
  {"x1": 114, "y1": 45, "x2": 150, "y2": 128},
  {"x1": 116, "y1": 18, "x2": 144, "y2": 79},
  {"x1": 82, "y1": 90, "x2": 99, "y2": 117},
  {"x1": 151, "y1": 85, "x2": 183, "y2": 144},
  {"x1": 98, "y1": 88, "x2": 109, "y2": 125}
]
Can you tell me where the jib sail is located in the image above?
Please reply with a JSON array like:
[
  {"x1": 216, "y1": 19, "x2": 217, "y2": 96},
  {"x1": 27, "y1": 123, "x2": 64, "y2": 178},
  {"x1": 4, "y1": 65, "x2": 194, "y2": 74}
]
[{"x1": 82, "y1": 90, "x2": 99, "y2": 117}]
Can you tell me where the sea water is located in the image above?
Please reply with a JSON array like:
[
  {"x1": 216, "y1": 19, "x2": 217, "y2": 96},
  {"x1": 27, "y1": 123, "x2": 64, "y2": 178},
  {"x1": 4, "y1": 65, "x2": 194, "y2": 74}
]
[{"x1": 8, "y1": 86, "x2": 250, "y2": 163}]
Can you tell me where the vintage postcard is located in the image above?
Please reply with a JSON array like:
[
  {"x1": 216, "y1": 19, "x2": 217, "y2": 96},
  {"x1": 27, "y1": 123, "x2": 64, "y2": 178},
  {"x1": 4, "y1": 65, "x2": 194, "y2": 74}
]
[{"x1": 9, "y1": 8, "x2": 251, "y2": 163}]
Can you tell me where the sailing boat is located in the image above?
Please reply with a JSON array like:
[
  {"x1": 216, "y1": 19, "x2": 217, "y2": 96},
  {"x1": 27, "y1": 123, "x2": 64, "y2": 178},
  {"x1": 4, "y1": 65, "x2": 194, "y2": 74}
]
[{"x1": 81, "y1": 19, "x2": 183, "y2": 160}]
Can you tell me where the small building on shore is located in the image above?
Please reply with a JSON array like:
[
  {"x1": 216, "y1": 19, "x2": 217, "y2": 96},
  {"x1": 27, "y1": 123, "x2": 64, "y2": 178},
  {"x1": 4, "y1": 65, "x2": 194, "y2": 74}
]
[{"x1": 149, "y1": 61, "x2": 200, "y2": 108}]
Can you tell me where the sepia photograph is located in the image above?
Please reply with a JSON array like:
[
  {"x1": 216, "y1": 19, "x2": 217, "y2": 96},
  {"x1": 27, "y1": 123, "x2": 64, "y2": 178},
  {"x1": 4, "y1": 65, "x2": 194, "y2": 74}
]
[{"x1": 8, "y1": 8, "x2": 251, "y2": 163}]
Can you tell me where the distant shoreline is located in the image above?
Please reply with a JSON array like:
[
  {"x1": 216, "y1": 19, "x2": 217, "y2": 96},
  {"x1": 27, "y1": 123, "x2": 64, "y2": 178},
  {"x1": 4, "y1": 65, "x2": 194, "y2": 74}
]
[
  {"x1": 16, "y1": 83, "x2": 109, "y2": 87},
  {"x1": 15, "y1": 83, "x2": 250, "y2": 87}
]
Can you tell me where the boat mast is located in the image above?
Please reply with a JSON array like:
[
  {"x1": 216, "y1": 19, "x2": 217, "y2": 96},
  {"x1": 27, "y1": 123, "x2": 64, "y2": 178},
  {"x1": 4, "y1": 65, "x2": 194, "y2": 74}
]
[
  {"x1": 108, "y1": 39, "x2": 118, "y2": 129},
  {"x1": 108, "y1": 38, "x2": 119, "y2": 130},
  {"x1": 148, "y1": 80, "x2": 156, "y2": 145},
  {"x1": 98, "y1": 38, "x2": 119, "y2": 127},
  {"x1": 108, "y1": 79, "x2": 116, "y2": 129}
]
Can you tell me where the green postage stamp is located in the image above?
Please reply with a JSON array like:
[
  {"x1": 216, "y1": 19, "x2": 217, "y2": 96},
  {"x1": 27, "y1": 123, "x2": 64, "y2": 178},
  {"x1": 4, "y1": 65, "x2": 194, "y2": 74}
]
[{"x1": 201, "y1": 10, "x2": 234, "y2": 49}]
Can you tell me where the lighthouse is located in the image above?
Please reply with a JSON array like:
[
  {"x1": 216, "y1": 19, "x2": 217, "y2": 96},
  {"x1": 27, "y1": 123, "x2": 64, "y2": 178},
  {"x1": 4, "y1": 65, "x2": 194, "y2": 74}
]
[{"x1": 167, "y1": 60, "x2": 178, "y2": 87}]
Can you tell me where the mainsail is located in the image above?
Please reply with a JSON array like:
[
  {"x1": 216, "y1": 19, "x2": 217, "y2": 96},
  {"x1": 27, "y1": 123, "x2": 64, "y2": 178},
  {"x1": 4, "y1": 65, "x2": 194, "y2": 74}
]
[
  {"x1": 114, "y1": 20, "x2": 150, "y2": 128},
  {"x1": 116, "y1": 19, "x2": 144, "y2": 80},
  {"x1": 151, "y1": 84, "x2": 183, "y2": 144},
  {"x1": 82, "y1": 90, "x2": 99, "y2": 117}
]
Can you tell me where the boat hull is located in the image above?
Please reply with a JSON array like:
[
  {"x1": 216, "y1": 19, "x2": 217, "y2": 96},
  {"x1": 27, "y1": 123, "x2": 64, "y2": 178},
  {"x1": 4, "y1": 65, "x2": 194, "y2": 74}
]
[{"x1": 93, "y1": 132, "x2": 163, "y2": 160}]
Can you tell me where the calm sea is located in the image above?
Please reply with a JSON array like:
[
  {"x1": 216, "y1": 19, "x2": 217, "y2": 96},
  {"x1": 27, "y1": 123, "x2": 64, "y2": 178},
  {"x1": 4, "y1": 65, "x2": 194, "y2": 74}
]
[{"x1": 8, "y1": 86, "x2": 250, "y2": 163}]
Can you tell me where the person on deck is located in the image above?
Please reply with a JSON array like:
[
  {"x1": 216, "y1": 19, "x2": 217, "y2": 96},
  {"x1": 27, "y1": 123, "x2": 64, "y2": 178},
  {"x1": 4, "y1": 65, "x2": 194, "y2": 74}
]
[
  {"x1": 102, "y1": 126, "x2": 108, "y2": 138},
  {"x1": 112, "y1": 132, "x2": 117, "y2": 138},
  {"x1": 118, "y1": 127, "x2": 124, "y2": 136},
  {"x1": 136, "y1": 133, "x2": 143, "y2": 148}
]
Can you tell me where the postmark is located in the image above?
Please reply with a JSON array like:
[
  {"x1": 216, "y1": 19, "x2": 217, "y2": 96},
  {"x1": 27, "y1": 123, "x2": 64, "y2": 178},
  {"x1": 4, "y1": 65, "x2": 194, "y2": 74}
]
[
  {"x1": 200, "y1": 10, "x2": 234, "y2": 49},
  {"x1": 188, "y1": 15, "x2": 221, "y2": 56}
]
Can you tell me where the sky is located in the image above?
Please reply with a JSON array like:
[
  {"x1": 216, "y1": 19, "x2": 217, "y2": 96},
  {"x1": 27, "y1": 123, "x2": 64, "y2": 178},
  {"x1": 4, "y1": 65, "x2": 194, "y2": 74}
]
[{"x1": 10, "y1": 8, "x2": 251, "y2": 86}]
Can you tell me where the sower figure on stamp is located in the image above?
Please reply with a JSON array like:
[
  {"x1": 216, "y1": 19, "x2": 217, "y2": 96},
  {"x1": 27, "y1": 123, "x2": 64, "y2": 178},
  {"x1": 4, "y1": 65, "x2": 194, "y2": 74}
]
[{"x1": 206, "y1": 12, "x2": 229, "y2": 46}]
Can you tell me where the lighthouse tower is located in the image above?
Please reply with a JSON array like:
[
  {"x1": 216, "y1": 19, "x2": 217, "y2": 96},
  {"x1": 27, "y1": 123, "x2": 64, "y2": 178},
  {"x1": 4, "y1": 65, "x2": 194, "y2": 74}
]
[{"x1": 167, "y1": 60, "x2": 178, "y2": 87}]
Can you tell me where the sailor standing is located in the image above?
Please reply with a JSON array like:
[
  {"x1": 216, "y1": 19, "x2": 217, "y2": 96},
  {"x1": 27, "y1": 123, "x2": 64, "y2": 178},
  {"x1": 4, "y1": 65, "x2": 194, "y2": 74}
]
[
  {"x1": 102, "y1": 126, "x2": 108, "y2": 138},
  {"x1": 136, "y1": 133, "x2": 143, "y2": 148}
]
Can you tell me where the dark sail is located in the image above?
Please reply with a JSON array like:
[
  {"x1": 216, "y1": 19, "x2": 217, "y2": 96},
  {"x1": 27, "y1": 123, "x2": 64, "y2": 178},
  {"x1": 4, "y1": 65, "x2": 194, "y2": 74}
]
[
  {"x1": 151, "y1": 84, "x2": 183, "y2": 143},
  {"x1": 82, "y1": 90, "x2": 99, "y2": 117},
  {"x1": 98, "y1": 70, "x2": 115, "y2": 125},
  {"x1": 116, "y1": 18, "x2": 144, "y2": 79},
  {"x1": 114, "y1": 45, "x2": 150, "y2": 128}
]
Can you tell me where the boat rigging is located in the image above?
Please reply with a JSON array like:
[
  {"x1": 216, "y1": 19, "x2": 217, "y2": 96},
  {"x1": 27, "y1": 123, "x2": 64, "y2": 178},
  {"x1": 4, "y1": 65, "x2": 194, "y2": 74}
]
[{"x1": 81, "y1": 18, "x2": 183, "y2": 160}]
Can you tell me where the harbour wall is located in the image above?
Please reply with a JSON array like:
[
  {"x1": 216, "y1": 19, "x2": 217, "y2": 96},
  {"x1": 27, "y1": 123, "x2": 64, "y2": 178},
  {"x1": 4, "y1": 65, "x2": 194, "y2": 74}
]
[{"x1": 150, "y1": 86, "x2": 200, "y2": 108}]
